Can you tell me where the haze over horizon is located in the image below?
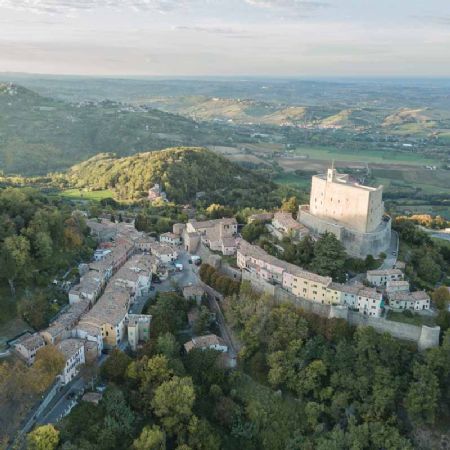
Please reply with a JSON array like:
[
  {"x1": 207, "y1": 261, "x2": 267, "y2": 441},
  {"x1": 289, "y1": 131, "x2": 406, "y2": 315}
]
[{"x1": 1, "y1": 0, "x2": 450, "y2": 77}]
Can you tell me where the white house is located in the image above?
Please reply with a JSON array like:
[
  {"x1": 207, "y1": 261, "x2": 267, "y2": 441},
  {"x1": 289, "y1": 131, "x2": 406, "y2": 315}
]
[
  {"x1": 160, "y1": 232, "x2": 181, "y2": 246},
  {"x1": 356, "y1": 287, "x2": 383, "y2": 317},
  {"x1": 57, "y1": 339, "x2": 86, "y2": 385},
  {"x1": 389, "y1": 291, "x2": 430, "y2": 311},
  {"x1": 150, "y1": 243, "x2": 178, "y2": 264},
  {"x1": 13, "y1": 333, "x2": 45, "y2": 365}
]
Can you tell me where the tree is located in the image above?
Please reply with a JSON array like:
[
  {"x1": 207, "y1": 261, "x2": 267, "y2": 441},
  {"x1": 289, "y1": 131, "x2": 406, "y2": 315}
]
[
  {"x1": 188, "y1": 417, "x2": 221, "y2": 450},
  {"x1": 415, "y1": 254, "x2": 441, "y2": 285},
  {"x1": 150, "y1": 293, "x2": 187, "y2": 336},
  {"x1": 29, "y1": 345, "x2": 65, "y2": 393},
  {"x1": 241, "y1": 222, "x2": 267, "y2": 243},
  {"x1": 406, "y1": 363, "x2": 439, "y2": 424},
  {"x1": 133, "y1": 425, "x2": 166, "y2": 450},
  {"x1": 280, "y1": 197, "x2": 299, "y2": 215},
  {"x1": 310, "y1": 232, "x2": 346, "y2": 282},
  {"x1": 0, "y1": 235, "x2": 31, "y2": 295},
  {"x1": 155, "y1": 333, "x2": 180, "y2": 359},
  {"x1": 152, "y1": 376, "x2": 195, "y2": 436},
  {"x1": 205, "y1": 204, "x2": 232, "y2": 219},
  {"x1": 27, "y1": 424, "x2": 59, "y2": 450},
  {"x1": 432, "y1": 286, "x2": 450, "y2": 310},
  {"x1": 100, "y1": 349, "x2": 132, "y2": 383}
]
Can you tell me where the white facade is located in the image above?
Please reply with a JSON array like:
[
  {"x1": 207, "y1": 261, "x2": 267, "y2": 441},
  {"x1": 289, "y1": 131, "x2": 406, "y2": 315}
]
[
  {"x1": 57, "y1": 339, "x2": 86, "y2": 385},
  {"x1": 367, "y1": 269, "x2": 403, "y2": 286},
  {"x1": 13, "y1": 333, "x2": 45, "y2": 365},
  {"x1": 389, "y1": 291, "x2": 430, "y2": 311},
  {"x1": 160, "y1": 232, "x2": 181, "y2": 246},
  {"x1": 309, "y1": 168, "x2": 384, "y2": 234}
]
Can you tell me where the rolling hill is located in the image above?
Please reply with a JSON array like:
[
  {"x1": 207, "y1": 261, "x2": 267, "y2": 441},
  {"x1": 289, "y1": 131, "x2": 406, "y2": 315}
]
[
  {"x1": 0, "y1": 83, "x2": 238, "y2": 176},
  {"x1": 58, "y1": 146, "x2": 277, "y2": 206}
]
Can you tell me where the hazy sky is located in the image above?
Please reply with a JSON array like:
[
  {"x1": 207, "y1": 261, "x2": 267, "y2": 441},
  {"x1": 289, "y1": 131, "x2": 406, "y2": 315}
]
[{"x1": 0, "y1": 0, "x2": 449, "y2": 76}]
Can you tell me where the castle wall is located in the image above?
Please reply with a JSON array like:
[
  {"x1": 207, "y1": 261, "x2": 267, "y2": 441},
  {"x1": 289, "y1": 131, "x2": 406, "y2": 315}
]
[
  {"x1": 298, "y1": 206, "x2": 391, "y2": 258},
  {"x1": 241, "y1": 270, "x2": 440, "y2": 350}
]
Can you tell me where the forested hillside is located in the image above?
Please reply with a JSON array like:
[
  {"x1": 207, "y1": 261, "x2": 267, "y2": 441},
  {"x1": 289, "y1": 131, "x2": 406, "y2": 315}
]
[
  {"x1": 0, "y1": 83, "x2": 237, "y2": 175},
  {"x1": 56, "y1": 147, "x2": 278, "y2": 206},
  {"x1": 0, "y1": 188, "x2": 93, "y2": 328}
]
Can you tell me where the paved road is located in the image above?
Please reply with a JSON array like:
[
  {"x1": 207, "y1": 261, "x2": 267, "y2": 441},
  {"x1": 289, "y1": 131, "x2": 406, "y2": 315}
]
[
  {"x1": 37, "y1": 378, "x2": 85, "y2": 425},
  {"x1": 37, "y1": 354, "x2": 108, "y2": 426},
  {"x1": 379, "y1": 230, "x2": 399, "y2": 270}
]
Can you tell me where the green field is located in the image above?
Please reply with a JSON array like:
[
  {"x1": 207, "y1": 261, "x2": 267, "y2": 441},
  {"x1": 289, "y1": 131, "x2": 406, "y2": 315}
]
[
  {"x1": 59, "y1": 189, "x2": 114, "y2": 202},
  {"x1": 292, "y1": 146, "x2": 440, "y2": 166},
  {"x1": 274, "y1": 172, "x2": 311, "y2": 189}
]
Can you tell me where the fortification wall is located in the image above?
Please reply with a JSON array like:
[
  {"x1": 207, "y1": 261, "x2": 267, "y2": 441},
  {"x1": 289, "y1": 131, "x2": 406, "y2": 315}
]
[
  {"x1": 241, "y1": 270, "x2": 439, "y2": 349},
  {"x1": 298, "y1": 206, "x2": 391, "y2": 258}
]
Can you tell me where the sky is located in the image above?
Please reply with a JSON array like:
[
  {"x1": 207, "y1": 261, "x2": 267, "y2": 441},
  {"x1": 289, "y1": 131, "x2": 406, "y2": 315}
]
[{"x1": 0, "y1": 0, "x2": 450, "y2": 77}]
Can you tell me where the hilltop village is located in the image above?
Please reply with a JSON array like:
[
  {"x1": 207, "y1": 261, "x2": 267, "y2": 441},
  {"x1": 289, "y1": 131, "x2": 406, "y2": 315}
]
[
  {"x1": 3, "y1": 166, "x2": 449, "y2": 449},
  {"x1": 11, "y1": 168, "x2": 437, "y2": 389}
]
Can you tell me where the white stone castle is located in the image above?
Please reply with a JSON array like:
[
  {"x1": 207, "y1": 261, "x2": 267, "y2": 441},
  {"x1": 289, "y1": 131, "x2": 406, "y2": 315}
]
[{"x1": 298, "y1": 165, "x2": 391, "y2": 258}]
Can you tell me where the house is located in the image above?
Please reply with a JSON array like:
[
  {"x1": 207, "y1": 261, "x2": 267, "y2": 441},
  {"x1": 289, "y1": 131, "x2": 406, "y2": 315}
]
[
  {"x1": 108, "y1": 254, "x2": 152, "y2": 301},
  {"x1": 272, "y1": 211, "x2": 309, "y2": 239},
  {"x1": 127, "y1": 314, "x2": 152, "y2": 351},
  {"x1": 82, "y1": 392, "x2": 103, "y2": 405},
  {"x1": 148, "y1": 183, "x2": 167, "y2": 202},
  {"x1": 183, "y1": 285, "x2": 205, "y2": 304},
  {"x1": 57, "y1": 339, "x2": 85, "y2": 385},
  {"x1": 93, "y1": 248, "x2": 112, "y2": 261},
  {"x1": 185, "y1": 218, "x2": 238, "y2": 255},
  {"x1": 184, "y1": 334, "x2": 228, "y2": 353},
  {"x1": 356, "y1": 287, "x2": 383, "y2": 317},
  {"x1": 366, "y1": 269, "x2": 403, "y2": 286},
  {"x1": 248, "y1": 212, "x2": 274, "y2": 223},
  {"x1": 41, "y1": 299, "x2": 91, "y2": 345},
  {"x1": 87, "y1": 219, "x2": 117, "y2": 243},
  {"x1": 149, "y1": 242, "x2": 178, "y2": 264},
  {"x1": 13, "y1": 333, "x2": 45, "y2": 365},
  {"x1": 69, "y1": 271, "x2": 105, "y2": 305},
  {"x1": 386, "y1": 280, "x2": 410, "y2": 294},
  {"x1": 160, "y1": 232, "x2": 182, "y2": 246},
  {"x1": 389, "y1": 291, "x2": 430, "y2": 311},
  {"x1": 77, "y1": 288, "x2": 130, "y2": 349}
]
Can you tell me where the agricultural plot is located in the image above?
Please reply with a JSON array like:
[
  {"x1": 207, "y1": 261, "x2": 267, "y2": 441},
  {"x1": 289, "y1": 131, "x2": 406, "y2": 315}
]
[{"x1": 59, "y1": 188, "x2": 114, "y2": 202}]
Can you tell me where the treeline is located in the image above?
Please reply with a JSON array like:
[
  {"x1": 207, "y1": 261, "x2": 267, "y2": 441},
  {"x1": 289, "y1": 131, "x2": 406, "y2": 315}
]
[
  {"x1": 223, "y1": 283, "x2": 450, "y2": 449},
  {"x1": 135, "y1": 204, "x2": 188, "y2": 235},
  {"x1": 394, "y1": 218, "x2": 449, "y2": 288},
  {"x1": 0, "y1": 188, "x2": 93, "y2": 328},
  {"x1": 396, "y1": 214, "x2": 450, "y2": 230},
  {"x1": 199, "y1": 264, "x2": 240, "y2": 297}
]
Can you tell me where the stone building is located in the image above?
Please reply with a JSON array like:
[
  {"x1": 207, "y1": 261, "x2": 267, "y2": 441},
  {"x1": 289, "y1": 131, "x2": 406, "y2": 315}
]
[
  {"x1": 298, "y1": 166, "x2": 391, "y2": 258},
  {"x1": 127, "y1": 314, "x2": 151, "y2": 351}
]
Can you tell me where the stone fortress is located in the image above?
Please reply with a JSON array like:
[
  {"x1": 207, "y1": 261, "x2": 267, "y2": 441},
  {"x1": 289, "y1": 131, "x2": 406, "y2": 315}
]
[{"x1": 298, "y1": 165, "x2": 391, "y2": 258}]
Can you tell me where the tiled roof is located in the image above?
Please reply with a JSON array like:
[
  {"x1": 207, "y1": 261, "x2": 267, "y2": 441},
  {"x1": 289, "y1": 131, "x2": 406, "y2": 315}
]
[{"x1": 57, "y1": 338, "x2": 84, "y2": 361}]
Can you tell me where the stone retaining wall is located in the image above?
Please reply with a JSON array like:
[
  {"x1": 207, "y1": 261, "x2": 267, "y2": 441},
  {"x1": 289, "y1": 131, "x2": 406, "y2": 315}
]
[{"x1": 241, "y1": 270, "x2": 440, "y2": 349}]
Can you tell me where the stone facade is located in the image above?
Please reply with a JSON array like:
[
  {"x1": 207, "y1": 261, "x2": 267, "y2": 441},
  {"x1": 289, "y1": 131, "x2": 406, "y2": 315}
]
[{"x1": 298, "y1": 167, "x2": 391, "y2": 258}]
